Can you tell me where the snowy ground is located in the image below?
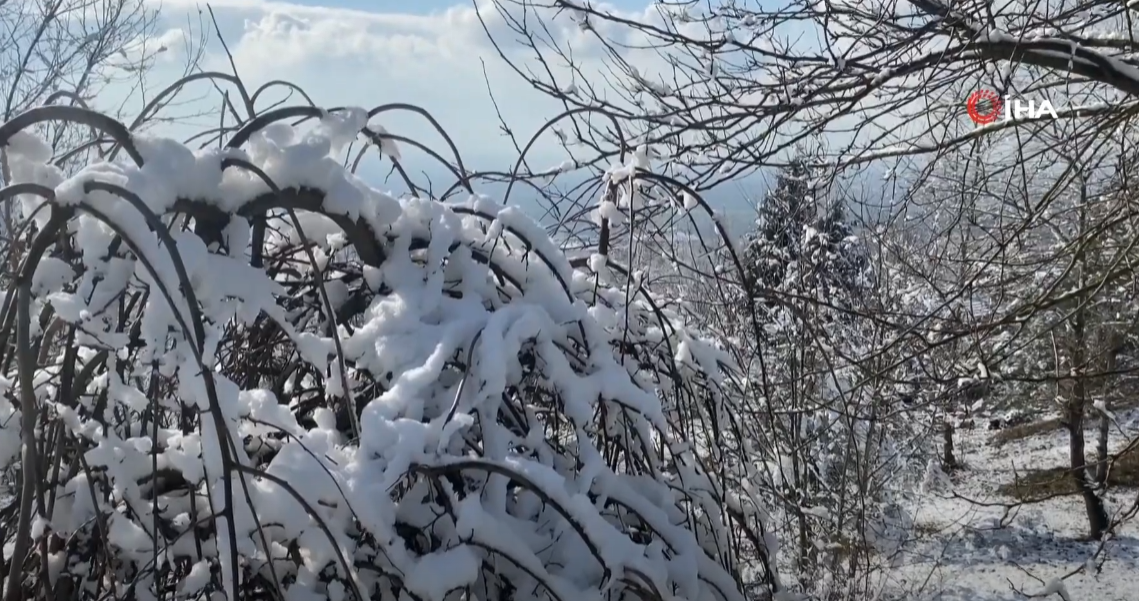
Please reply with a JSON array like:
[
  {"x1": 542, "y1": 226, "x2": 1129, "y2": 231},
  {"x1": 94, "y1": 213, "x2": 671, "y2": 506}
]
[{"x1": 892, "y1": 410, "x2": 1139, "y2": 600}]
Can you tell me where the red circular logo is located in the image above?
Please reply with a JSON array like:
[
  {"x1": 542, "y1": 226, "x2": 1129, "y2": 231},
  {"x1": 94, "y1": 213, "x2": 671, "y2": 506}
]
[{"x1": 966, "y1": 90, "x2": 1002, "y2": 124}]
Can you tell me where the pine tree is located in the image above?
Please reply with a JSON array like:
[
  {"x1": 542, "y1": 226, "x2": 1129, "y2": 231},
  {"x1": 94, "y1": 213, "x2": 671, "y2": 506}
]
[{"x1": 741, "y1": 157, "x2": 870, "y2": 315}]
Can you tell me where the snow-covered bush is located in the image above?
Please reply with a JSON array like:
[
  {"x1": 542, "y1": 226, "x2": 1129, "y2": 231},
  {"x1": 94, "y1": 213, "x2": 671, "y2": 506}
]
[{"x1": 0, "y1": 101, "x2": 774, "y2": 600}]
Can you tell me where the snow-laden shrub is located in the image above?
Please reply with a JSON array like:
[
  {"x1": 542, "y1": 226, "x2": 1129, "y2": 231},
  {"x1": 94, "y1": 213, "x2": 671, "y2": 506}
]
[{"x1": 0, "y1": 104, "x2": 776, "y2": 601}]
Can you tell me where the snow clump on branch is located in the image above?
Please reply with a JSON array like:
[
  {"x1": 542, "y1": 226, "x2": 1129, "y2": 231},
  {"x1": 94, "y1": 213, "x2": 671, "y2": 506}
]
[{"x1": 0, "y1": 104, "x2": 777, "y2": 601}]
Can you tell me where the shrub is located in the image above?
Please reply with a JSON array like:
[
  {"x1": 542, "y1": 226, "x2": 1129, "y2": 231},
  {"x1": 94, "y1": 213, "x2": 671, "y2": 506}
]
[{"x1": 0, "y1": 97, "x2": 774, "y2": 600}]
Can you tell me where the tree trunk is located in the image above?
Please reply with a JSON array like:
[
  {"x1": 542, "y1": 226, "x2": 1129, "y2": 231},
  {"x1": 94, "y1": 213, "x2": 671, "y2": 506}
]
[
  {"x1": 1065, "y1": 405, "x2": 1109, "y2": 539},
  {"x1": 789, "y1": 413, "x2": 817, "y2": 582},
  {"x1": 1093, "y1": 343, "x2": 1118, "y2": 488},
  {"x1": 1068, "y1": 305, "x2": 1108, "y2": 539},
  {"x1": 1094, "y1": 406, "x2": 1110, "y2": 487},
  {"x1": 1067, "y1": 184, "x2": 1109, "y2": 540},
  {"x1": 942, "y1": 418, "x2": 956, "y2": 468}
]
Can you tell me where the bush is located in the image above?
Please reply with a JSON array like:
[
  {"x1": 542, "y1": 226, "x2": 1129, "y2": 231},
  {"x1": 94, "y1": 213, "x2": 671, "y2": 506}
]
[{"x1": 0, "y1": 96, "x2": 773, "y2": 600}]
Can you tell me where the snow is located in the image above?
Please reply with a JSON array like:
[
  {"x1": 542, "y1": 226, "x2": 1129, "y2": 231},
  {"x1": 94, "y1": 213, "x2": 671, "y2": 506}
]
[
  {"x1": 5, "y1": 130, "x2": 53, "y2": 163},
  {"x1": 178, "y1": 560, "x2": 212, "y2": 596},
  {"x1": 0, "y1": 116, "x2": 747, "y2": 601},
  {"x1": 0, "y1": 392, "x2": 20, "y2": 470},
  {"x1": 889, "y1": 407, "x2": 1139, "y2": 601},
  {"x1": 30, "y1": 256, "x2": 75, "y2": 296},
  {"x1": 596, "y1": 198, "x2": 625, "y2": 224},
  {"x1": 7, "y1": 71, "x2": 1139, "y2": 601},
  {"x1": 681, "y1": 190, "x2": 699, "y2": 210},
  {"x1": 403, "y1": 546, "x2": 480, "y2": 601},
  {"x1": 30, "y1": 515, "x2": 48, "y2": 539},
  {"x1": 367, "y1": 121, "x2": 402, "y2": 160},
  {"x1": 589, "y1": 252, "x2": 609, "y2": 279},
  {"x1": 1041, "y1": 578, "x2": 1072, "y2": 601},
  {"x1": 801, "y1": 506, "x2": 830, "y2": 520}
]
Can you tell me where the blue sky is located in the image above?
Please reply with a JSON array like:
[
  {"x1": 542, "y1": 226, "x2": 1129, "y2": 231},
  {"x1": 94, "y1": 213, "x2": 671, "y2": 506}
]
[
  {"x1": 314, "y1": 0, "x2": 646, "y2": 14},
  {"x1": 124, "y1": 0, "x2": 790, "y2": 214},
  {"x1": 121, "y1": 0, "x2": 889, "y2": 219},
  {"x1": 142, "y1": 0, "x2": 632, "y2": 170}
]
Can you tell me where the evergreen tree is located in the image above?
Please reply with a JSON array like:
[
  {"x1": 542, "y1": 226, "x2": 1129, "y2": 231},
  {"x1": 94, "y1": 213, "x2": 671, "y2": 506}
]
[{"x1": 741, "y1": 157, "x2": 870, "y2": 317}]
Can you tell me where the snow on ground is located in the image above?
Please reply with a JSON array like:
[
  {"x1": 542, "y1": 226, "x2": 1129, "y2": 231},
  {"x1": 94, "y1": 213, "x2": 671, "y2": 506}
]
[{"x1": 893, "y1": 409, "x2": 1139, "y2": 600}]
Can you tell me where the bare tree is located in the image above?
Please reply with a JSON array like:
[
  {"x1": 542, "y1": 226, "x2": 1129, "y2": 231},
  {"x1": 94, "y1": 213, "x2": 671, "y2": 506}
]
[
  {"x1": 479, "y1": 0, "x2": 1139, "y2": 174},
  {"x1": 473, "y1": 2, "x2": 1139, "y2": 594},
  {"x1": 0, "y1": 0, "x2": 206, "y2": 248}
]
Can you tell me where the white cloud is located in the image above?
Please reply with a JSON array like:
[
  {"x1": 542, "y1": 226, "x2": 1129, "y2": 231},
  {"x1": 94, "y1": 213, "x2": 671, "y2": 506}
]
[
  {"x1": 136, "y1": 0, "x2": 885, "y2": 186},
  {"x1": 140, "y1": 0, "x2": 657, "y2": 175}
]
